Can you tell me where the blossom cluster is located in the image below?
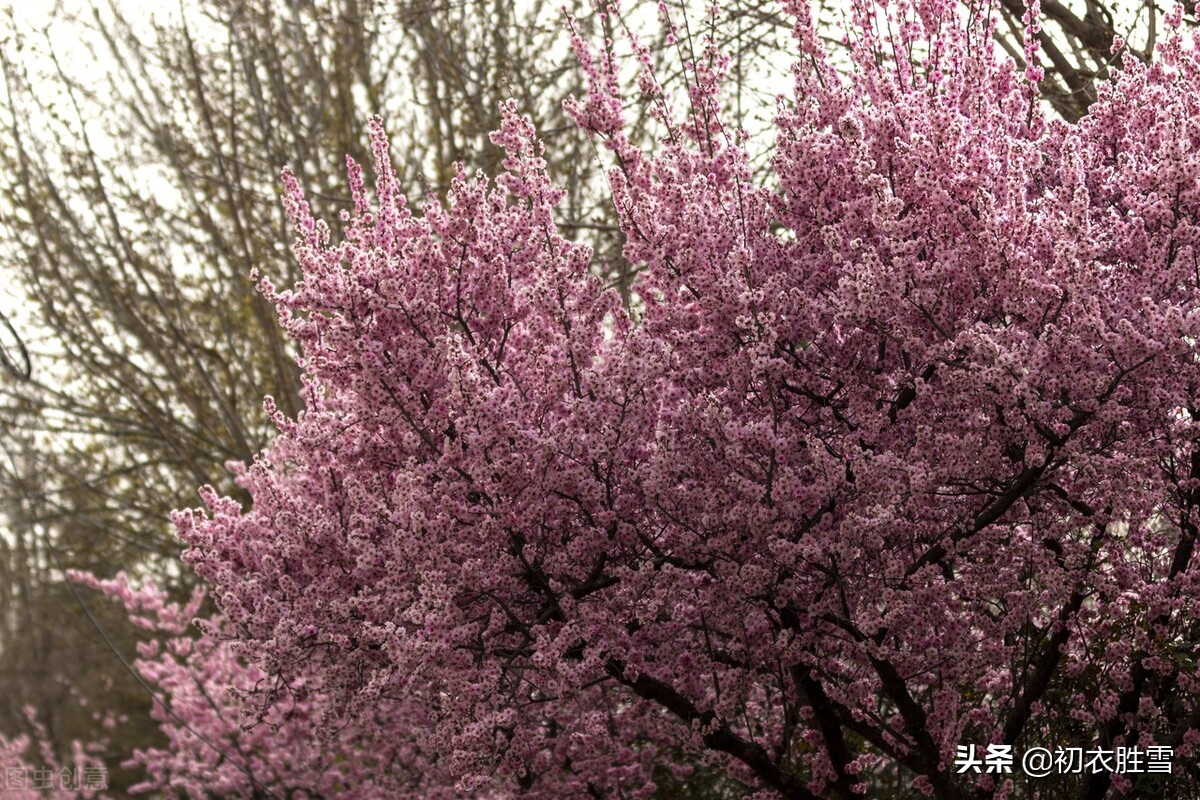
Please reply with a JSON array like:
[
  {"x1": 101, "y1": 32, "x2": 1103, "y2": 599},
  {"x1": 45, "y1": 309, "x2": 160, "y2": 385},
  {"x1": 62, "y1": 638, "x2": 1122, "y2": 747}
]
[{"x1": 142, "y1": 0, "x2": 1200, "y2": 796}]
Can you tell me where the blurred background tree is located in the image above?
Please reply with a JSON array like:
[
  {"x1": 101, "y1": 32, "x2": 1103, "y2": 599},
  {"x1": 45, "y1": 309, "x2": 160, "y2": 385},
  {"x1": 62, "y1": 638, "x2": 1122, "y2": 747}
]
[{"x1": 0, "y1": 0, "x2": 1189, "y2": 794}]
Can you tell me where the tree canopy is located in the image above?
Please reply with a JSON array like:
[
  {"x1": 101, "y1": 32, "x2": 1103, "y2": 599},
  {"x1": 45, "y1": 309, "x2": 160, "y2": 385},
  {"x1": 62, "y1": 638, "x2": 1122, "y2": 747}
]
[
  {"x1": 4, "y1": 0, "x2": 1200, "y2": 798},
  {"x1": 92, "y1": 0, "x2": 1200, "y2": 796}
]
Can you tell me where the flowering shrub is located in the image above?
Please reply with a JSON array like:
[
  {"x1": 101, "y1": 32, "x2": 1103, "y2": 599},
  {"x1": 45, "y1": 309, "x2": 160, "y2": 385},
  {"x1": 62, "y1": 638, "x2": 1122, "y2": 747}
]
[
  {"x1": 146, "y1": 0, "x2": 1200, "y2": 796},
  {"x1": 67, "y1": 573, "x2": 462, "y2": 798},
  {"x1": 0, "y1": 708, "x2": 105, "y2": 799}
]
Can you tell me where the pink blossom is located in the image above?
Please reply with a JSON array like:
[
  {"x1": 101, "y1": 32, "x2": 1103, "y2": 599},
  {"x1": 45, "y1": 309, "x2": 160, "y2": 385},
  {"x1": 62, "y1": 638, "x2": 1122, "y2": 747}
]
[{"x1": 86, "y1": 1, "x2": 1200, "y2": 796}]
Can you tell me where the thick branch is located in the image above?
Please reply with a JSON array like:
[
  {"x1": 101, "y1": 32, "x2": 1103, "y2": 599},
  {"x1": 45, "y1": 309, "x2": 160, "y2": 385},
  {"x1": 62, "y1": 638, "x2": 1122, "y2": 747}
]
[{"x1": 605, "y1": 659, "x2": 820, "y2": 800}]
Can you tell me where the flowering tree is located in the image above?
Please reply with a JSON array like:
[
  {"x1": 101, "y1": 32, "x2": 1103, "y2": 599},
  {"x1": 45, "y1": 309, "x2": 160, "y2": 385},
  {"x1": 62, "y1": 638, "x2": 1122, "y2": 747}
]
[
  {"x1": 0, "y1": 710, "x2": 105, "y2": 799},
  {"x1": 143, "y1": 0, "x2": 1200, "y2": 797},
  {"x1": 58, "y1": 573, "x2": 465, "y2": 799}
]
